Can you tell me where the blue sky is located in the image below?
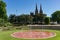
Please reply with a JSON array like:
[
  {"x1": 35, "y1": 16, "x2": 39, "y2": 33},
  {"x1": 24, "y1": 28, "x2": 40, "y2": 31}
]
[{"x1": 3, "y1": 0, "x2": 60, "y2": 17}]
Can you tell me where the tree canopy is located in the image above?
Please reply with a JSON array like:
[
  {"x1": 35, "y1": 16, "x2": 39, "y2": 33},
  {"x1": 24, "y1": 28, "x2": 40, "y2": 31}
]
[
  {"x1": 0, "y1": 1, "x2": 7, "y2": 21},
  {"x1": 51, "y1": 11, "x2": 60, "y2": 23}
]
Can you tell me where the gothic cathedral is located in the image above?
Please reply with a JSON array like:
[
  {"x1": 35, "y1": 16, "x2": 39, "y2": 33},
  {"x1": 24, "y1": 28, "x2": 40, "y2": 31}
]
[{"x1": 30, "y1": 4, "x2": 46, "y2": 24}]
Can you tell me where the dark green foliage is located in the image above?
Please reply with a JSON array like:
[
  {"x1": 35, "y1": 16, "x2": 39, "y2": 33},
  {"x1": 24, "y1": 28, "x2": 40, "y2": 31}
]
[
  {"x1": 17, "y1": 14, "x2": 33, "y2": 25},
  {"x1": 8, "y1": 14, "x2": 16, "y2": 23},
  {"x1": 0, "y1": 18, "x2": 4, "y2": 26},
  {"x1": 44, "y1": 17, "x2": 50, "y2": 24},
  {"x1": 0, "y1": 1, "x2": 7, "y2": 21},
  {"x1": 8, "y1": 14, "x2": 33, "y2": 25},
  {"x1": 51, "y1": 11, "x2": 60, "y2": 24},
  {"x1": 9, "y1": 13, "x2": 47, "y2": 25},
  {"x1": 33, "y1": 14, "x2": 46, "y2": 24}
]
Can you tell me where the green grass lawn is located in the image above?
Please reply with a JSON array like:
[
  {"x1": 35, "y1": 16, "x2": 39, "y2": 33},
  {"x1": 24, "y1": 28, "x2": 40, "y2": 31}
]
[{"x1": 0, "y1": 29, "x2": 60, "y2": 40}]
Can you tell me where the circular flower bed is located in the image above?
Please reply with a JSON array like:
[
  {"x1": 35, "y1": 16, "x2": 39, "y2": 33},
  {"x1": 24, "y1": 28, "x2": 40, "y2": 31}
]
[{"x1": 11, "y1": 30, "x2": 56, "y2": 39}]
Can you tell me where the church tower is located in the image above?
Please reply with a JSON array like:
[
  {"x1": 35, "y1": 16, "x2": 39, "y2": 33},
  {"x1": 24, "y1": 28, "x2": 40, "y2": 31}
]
[
  {"x1": 39, "y1": 4, "x2": 44, "y2": 24},
  {"x1": 39, "y1": 4, "x2": 43, "y2": 15},
  {"x1": 35, "y1": 4, "x2": 38, "y2": 15}
]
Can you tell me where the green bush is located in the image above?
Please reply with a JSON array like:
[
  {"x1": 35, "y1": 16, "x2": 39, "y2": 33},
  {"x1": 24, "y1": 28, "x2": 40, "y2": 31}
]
[
  {"x1": 0, "y1": 18, "x2": 5, "y2": 26},
  {"x1": 1, "y1": 22, "x2": 13, "y2": 31},
  {"x1": 44, "y1": 17, "x2": 50, "y2": 25}
]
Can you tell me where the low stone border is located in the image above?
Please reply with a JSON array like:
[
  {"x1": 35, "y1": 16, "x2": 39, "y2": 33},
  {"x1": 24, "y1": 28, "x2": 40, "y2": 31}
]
[{"x1": 27, "y1": 25, "x2": 60, "y2": 30}]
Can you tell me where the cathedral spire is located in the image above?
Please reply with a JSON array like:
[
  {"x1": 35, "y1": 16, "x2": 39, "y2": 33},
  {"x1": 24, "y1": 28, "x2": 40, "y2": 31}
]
[
  {"x1": 35, "y1": 4, "x2": 38, "y2": 15},
  {"x1": 40, "y1": 4, "x2": 43, "y2": 14}
]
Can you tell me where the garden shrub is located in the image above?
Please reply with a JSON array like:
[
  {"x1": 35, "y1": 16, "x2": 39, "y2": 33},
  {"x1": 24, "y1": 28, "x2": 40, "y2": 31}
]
[{"x1": 44, "y1": 17, "x2": 50, "y2": 25}]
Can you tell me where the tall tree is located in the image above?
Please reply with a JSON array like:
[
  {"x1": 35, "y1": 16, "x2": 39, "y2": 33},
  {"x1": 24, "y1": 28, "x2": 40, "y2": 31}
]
[
  {"x1": 51, "y1": 11, "x2": 60, "y2": 24},
  {"x1": 0, "y1": 1, "x2": 7, "y2": 21},
  {"x1": 44, "y1": 17, "x2": 50, "y2": 25},
  {"x1": 8, "y1": 14, "x2": 16, "y2": 23}
]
